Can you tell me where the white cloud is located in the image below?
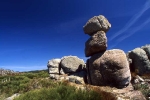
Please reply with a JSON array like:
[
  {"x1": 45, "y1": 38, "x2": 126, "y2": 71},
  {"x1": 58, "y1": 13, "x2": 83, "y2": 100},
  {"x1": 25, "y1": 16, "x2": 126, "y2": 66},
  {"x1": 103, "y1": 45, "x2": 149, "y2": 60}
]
[
  {"x1": 109, "y1": 17, "x2": 150, "y2": 49},
  {"x1": 109, "y1": 0, "x2": 150, "y2": 41},
  {"x1": 118, "y1": 18, "x2": 150, "y2": 42}
]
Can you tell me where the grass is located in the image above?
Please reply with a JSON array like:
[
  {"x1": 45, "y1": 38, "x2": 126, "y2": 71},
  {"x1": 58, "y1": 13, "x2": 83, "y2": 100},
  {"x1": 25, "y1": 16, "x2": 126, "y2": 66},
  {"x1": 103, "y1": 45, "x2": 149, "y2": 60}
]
[
  {"x1": 1, "y1": 69, "x2": 149, "y2": 100},
  {"x1": 0, "y1": 70, "x2": 102, "y2": 100},
  {"x1": 14, "y1": 84, "x2": 101, "y2": 100},
  {"x1": 133, "y1": 83, "x2": 150, "y2": 100}
]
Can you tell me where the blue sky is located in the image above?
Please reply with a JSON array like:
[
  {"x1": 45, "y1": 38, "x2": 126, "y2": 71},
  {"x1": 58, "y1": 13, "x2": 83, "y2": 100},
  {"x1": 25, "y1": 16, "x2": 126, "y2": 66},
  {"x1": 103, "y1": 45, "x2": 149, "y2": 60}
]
[{"x1": 0, "y1": 0, "x2": 150, "y2": 71}]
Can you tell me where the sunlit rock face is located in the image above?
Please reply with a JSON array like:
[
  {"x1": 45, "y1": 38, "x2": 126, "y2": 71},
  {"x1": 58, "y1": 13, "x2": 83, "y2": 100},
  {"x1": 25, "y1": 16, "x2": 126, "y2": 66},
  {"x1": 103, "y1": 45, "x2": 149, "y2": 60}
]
[
  {"x1": 83, "y1": 15, "x2": 111, "y2": 36},
  {"x1": 60, "y1": 56, "x2": 85, "y2": 73},
  {"x1": 83, "y1": 15, "x2": 131, "y2": 88},
  {"x1": 87, "y1": 49, "x2": 131, "y2": 88},
  {"x1": 85, "y1": 31, "x2": 107, "y2": 57},
  {"x1": 47, "y1": 56, "x2": 87, "y2": 85},
  {"x1": 47, "y1": 59, "x2": 62, "y2": 74}
]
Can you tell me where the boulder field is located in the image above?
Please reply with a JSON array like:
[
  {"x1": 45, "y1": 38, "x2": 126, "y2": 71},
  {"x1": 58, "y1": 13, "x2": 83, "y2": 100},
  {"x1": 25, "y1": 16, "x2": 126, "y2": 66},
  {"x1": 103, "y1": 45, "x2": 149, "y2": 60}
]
[{"x1": 47, "y1": 15, "x2": 150, "y2": 100}]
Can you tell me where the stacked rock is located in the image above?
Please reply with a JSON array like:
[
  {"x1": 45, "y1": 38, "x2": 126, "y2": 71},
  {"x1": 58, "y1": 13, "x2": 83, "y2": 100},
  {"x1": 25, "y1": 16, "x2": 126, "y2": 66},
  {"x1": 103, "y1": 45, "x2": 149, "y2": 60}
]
[
  {"x1": 83, "y1": 15, "x2": 131, "y2": 88},
  {"x1": 47, "y1": 56, "x2": 87, "y2": 84},
  {"x1": 84, "y1": 15, "x2": 110, "y2": 57}
]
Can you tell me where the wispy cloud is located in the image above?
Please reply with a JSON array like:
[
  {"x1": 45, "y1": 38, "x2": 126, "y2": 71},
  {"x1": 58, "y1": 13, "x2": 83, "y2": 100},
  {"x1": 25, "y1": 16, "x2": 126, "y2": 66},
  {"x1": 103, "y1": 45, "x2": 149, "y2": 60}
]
[
  {"x1": 109, "y1": 0, "x2": 150, "y2": 41},
  {"x1": 118, "y1": 18, "x2": 150, "y2": 42},
  {"x1": 109, "y1": 17, "x2": 150, "y2": 49}
]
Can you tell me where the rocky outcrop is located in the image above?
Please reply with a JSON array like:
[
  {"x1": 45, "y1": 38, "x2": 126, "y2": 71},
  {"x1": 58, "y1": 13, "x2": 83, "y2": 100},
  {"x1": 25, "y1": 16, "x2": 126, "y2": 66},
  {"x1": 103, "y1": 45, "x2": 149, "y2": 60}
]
[
  {"x1": 47, "y1": 59, "x2": 61, "y2": 74},
  {"x1": 85, "y1": 31, "x2": 107, "y2": 57},
  {"x1": 83, "y1": 15, "x2": 131, "y2": 88},
  {"x1": 141, "y1": 45, "x2": 150, "y2": 60},
  {"x1": 83, "y1": 15, "x2": 111, "y2": 36},
  {"x1": 0, "y1": 69, "x2": 19, "y2": 76},
  {"x1": 60, "y1": 56, "x2": 85, "y2": 73},
  {"x1": 47, "y1": 56, "x2": 87, "y2": 84},
  {"x1": 47, "y1": 59, "x2": 64, "y2": 79},
  {"x1": 87, "y1": 49, "x2": 131, "y2": 88},
  {"x1": 128, "y1": 48, "x2": 150, "y2": 75}
]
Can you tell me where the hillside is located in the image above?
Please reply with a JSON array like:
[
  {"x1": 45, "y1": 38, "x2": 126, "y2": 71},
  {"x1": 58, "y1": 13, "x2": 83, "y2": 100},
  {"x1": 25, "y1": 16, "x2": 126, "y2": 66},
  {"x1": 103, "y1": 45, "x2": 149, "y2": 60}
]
[{"x1": 0, "y1": 69, "x2": 101, "y2": 100}]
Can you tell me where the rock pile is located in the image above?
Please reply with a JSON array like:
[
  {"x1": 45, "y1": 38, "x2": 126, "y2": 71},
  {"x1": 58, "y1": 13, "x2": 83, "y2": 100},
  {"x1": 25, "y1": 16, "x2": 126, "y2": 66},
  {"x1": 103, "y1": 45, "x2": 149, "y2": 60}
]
[
  {"x1": 127, "y1": 45, "x2": 150, "y2": 76},
  {"x1": 47, "y1": 56, "x2": 87, "y2": 84},
  {"x1": 83, "y1": 15, "x2": 131, "y2": 88}
]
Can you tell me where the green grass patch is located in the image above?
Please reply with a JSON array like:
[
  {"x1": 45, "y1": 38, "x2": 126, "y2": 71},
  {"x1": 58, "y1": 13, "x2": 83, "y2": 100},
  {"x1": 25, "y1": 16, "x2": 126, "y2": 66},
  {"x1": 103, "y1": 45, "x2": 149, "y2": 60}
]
[{"x1": 14, "y1": 85, "x2": 101, "y2": 100}]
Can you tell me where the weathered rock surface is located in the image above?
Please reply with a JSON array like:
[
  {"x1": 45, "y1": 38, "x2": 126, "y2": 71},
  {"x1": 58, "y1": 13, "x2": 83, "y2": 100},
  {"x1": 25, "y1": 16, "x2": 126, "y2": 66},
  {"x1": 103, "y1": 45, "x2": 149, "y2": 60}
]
[
  {"x1": 141, "y1": 45, "x2": 150, "y2": 60},
  {"x1": 128, "y1": 48, "x2": 150, "y2": 75},
  {"x1": 87, "y1": 49, "x2": 131, "y2": 88},
  {"x1": 5, "y1": 93, "x2": 20, "y2": 100},
  {"x1": 60, "y1": 56, "x2": 85, "y2": 73},
  {"x1": 83, "y1": 15, "x2": 111, "y2": 35},
  {"x1": 47, "y1": 56, "x2": 87, "y2": 84},
  {"x1": 49, "y1": 71, "x2": 86, "y2": 84},
  {"x1": 47, "y1": 59, "x2": 61, "y2": 74},
  {"x1": 85, "y1": 31, "x2": 107, "y2": 57},
  {"x1": 47, "y1": 59, "x2": 61, "y2": 68},
  {"x1": 47, "y1": 59, "x2": 64, "y2": 79}
]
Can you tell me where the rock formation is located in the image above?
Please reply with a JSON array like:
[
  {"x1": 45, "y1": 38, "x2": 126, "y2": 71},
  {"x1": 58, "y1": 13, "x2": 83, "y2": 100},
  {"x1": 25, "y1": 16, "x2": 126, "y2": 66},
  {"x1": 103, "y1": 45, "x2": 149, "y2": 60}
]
[
  {"x1": 126, "y1": 45, "x2": 150, "y2": 76},
  {"x1": 83, "y1": 15, "x2": 131, "y2": 88},
  {"x1": 83, "y1": 15, "x2": 111, "y2": 35},
  {"x1": 47, "y1": 56, "x2": 87, "y2": 84},
  {"x1": 142, "y1": 45, "x2": 150, "y2": 60},
  {"x1": 85, "y1": 31, "x2": 107, "y2": 57},
  {"x1": 87, "y1": 50, "x2": 131, "y2": 88},
  {"x1": 60, "y1": 56, "x2": 85, "y2": 73},
  {"x1": 0, "y1": 68, "x2": 19, "y2": 76},
  {"x1": 128, "y1": 48, "x2": 150, "y2": 75}
]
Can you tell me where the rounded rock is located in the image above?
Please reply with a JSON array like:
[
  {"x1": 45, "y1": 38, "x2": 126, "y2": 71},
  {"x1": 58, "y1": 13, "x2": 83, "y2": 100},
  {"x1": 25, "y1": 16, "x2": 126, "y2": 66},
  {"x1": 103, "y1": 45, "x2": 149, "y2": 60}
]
[
  {"x1": 128, "y1": 48, "x2": 150, "y2": 75},
  {"x1": 60, "y1": 56, "x2": 85, "y2": 73},
  {"x1": 87, "y1": 49, "x2": 131, "y2": 88},
  {"x1": 83, "y1": 15, "x2": 111, "y2": 36},
  {"x1": 85, "y1": 31, "x2": 107, "y2": 57}
]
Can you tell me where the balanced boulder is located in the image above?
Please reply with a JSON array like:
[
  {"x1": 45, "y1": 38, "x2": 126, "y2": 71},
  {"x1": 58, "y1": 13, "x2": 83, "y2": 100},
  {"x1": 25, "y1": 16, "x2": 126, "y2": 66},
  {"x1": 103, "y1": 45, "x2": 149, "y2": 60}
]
[
  {"x1": 87, "y1": 49, "x2": 131, "y2": 88},
  {"x1": 83, "y1": 15, "x2": 111, "y2": 36},
  {"x1": 85, "y1": 31, "x2": 107, "y2": 57},
  {"x1": 60, "y1": 56, "x2": 85, "y2": 73},
  {"x1": 128, "y1": 48, "x2": 150, "y2": 75}
]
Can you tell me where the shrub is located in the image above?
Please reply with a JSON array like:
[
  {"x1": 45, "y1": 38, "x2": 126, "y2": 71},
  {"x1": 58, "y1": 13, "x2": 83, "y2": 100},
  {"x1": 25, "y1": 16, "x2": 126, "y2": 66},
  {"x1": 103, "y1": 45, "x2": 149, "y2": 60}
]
[
  {"x1": 133, "y1": 83, "x2": 150, "y2": 99},
  {"x1": 15, "y1": 85, "x2": 102, "y2": 100}
]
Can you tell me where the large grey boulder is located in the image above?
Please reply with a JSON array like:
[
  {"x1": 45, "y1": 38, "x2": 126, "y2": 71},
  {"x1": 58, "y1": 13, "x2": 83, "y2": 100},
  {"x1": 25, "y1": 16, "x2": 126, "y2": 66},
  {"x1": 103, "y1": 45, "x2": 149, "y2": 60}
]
[
  {"x1": 85, "y1": 31, "x2": 107, "y2": 57},
  {"x1": 141, "y1": 45, "x2": 150, "y2": 60},
  {"x1": 83, "y1": 15, "x2": 111, "y2": 36},
  {"x1": 87, "y1": 49, "x2": 131, "y2": 88},
  {"x1": 47, "y1": 59, "x2": 61, "y2": 74},
  {"x1": 128, "y1": 48, "x2": 150, "y2": 75},
  {"x1": 60, "y1": 56, "x2": 85, "y2": 73}
]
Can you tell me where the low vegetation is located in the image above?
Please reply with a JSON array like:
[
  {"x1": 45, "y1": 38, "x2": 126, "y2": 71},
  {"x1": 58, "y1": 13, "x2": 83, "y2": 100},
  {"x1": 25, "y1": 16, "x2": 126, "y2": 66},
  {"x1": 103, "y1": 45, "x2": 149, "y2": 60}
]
[
  {"x1": 133, "y1": 83, "x2": 150, "y2": 100},
  {"x1": 1, "y1": 69, "x2": 150, "y2": 100},
  {"x1": 0, "y1": 70, "x2": 102, "y2": 100}
]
